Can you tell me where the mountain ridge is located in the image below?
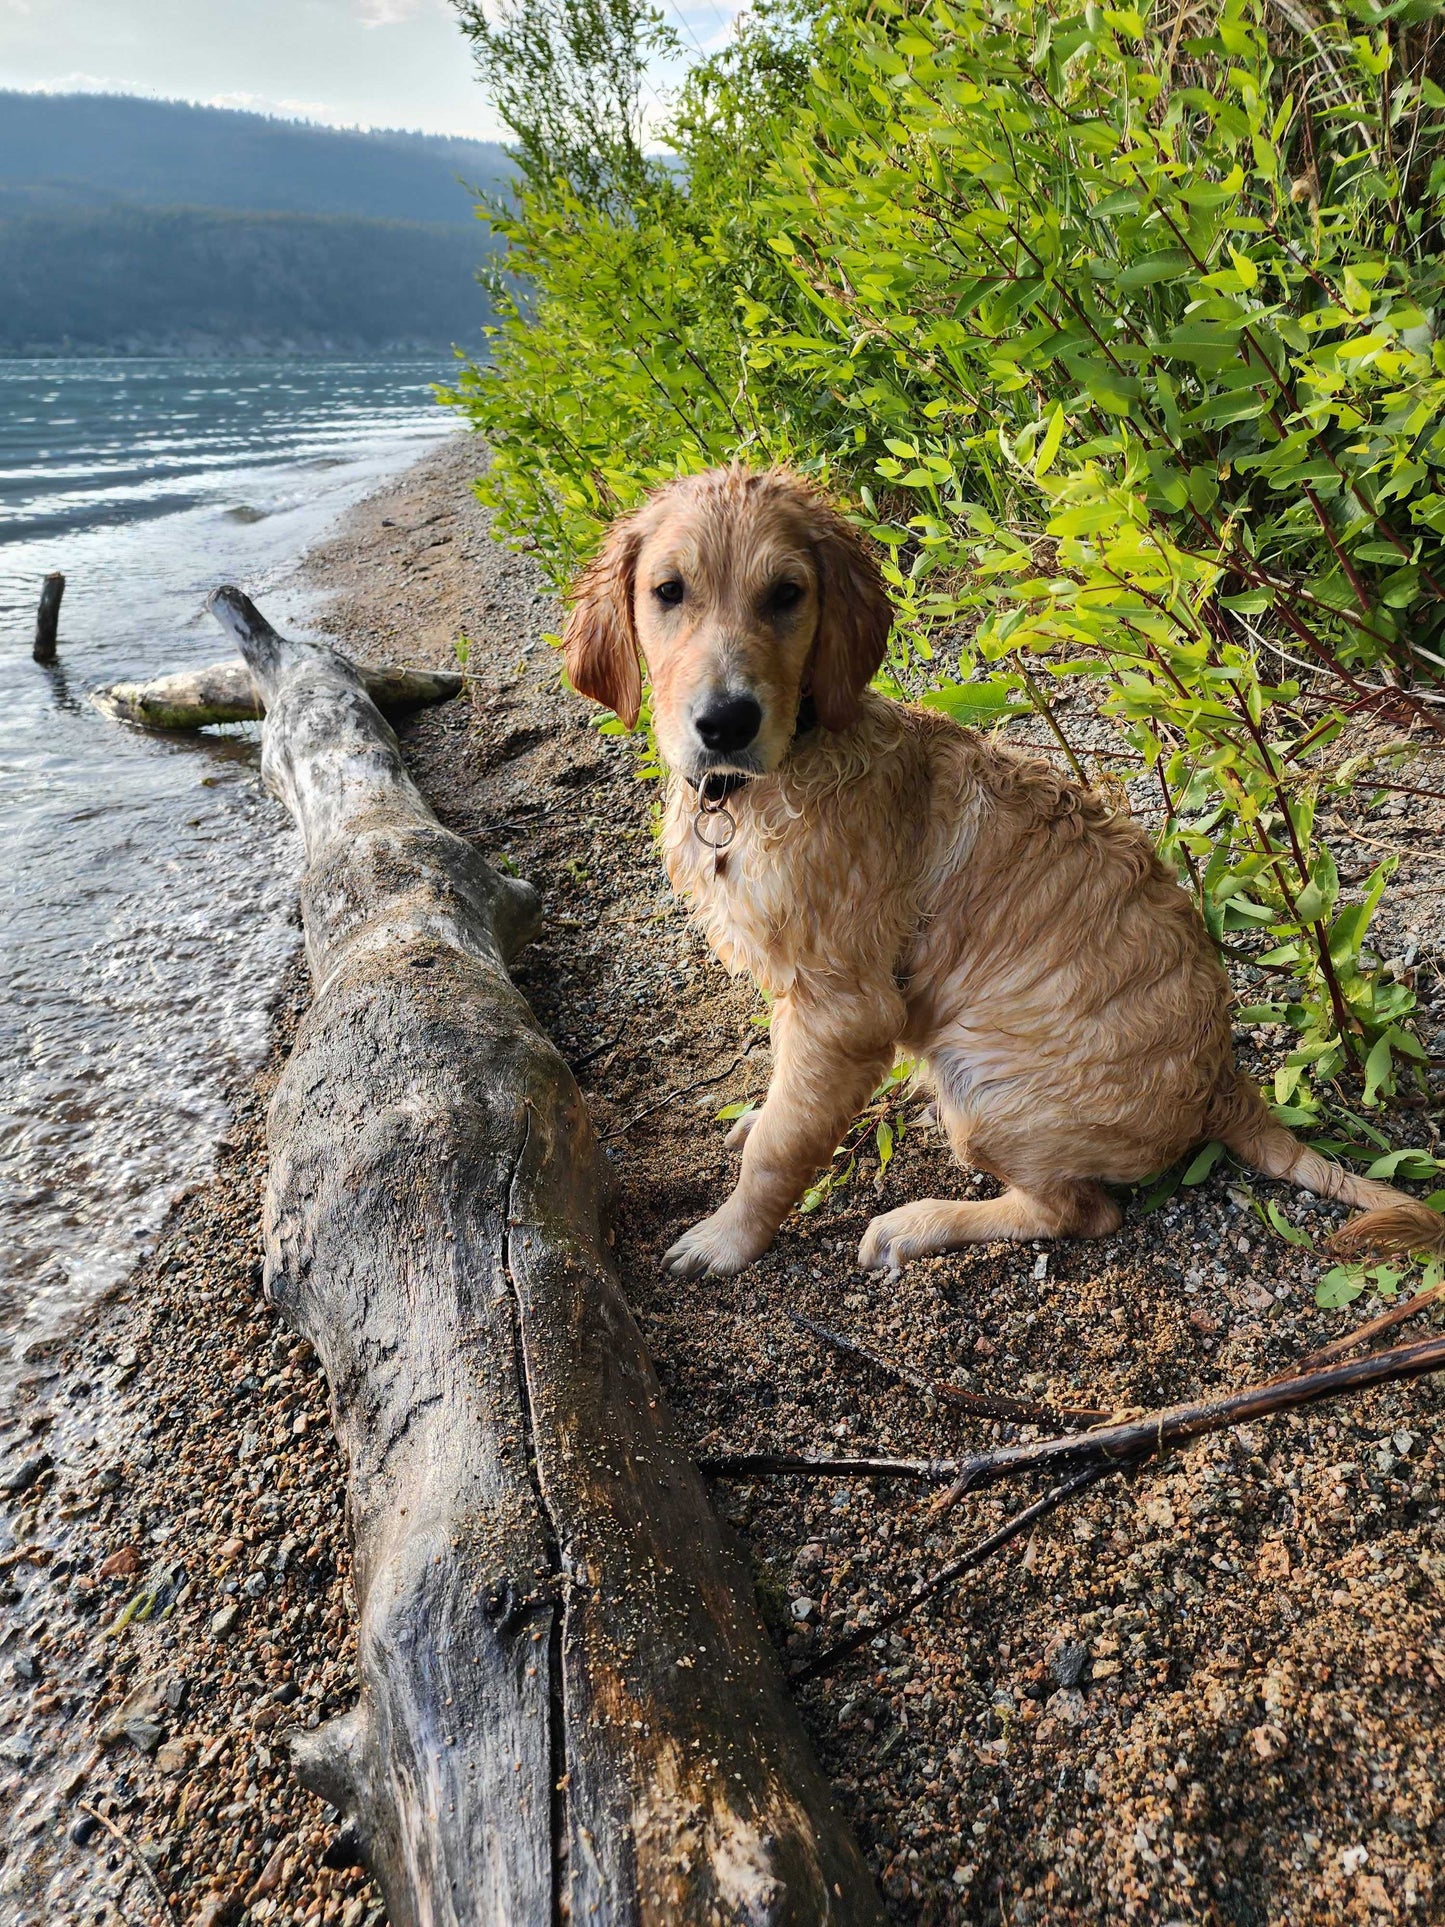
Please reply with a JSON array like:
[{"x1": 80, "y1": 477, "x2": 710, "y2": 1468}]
[{"x1": 0, "y1": 93, "x2": 510, "y2": 353}]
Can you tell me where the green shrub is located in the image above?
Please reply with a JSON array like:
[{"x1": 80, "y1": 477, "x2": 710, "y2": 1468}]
[{"x1": 444, "y1": 0, "x2": 1445, "y2": 1137}]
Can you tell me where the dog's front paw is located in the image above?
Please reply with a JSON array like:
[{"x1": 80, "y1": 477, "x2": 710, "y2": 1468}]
[
  {"x1": 858, "y1": 1204, "x2": 939, "y2": 1273},
  {"x1": 661, "y1": 1209, "x2": 770, "y2": 1279}
]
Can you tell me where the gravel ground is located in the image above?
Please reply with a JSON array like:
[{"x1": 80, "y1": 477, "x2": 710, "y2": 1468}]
[{"x1": 4, "y1": 435, "x2": 1445, "y2": 1925}]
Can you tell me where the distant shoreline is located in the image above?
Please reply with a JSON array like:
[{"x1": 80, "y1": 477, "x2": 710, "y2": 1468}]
[{"x1": 0, "y1": 342, "x2": 474, "y2": 361}]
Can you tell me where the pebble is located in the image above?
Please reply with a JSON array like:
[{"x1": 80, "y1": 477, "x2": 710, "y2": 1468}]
[
  {"x1": 211, "y1": 1603, "x2": 244, "y2": 1639},
  {"x1": 1050, "y1": 1641, "x2": 1090, "y2": 1690},
  {"x1": 1, "y1": 1453, "x2": 52, "y2": 1497}
]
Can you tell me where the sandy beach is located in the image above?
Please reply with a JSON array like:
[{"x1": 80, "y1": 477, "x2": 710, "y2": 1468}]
[{"x1": 4, "y1": 434, "x2": 1445, "y2": 1925}]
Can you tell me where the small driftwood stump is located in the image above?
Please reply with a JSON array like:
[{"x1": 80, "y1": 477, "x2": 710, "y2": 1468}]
[
  {"x1": 33, "y1": 571, "x2": 64, "y2": 663},
  {"x1": 91, "y1": 657, "x2": 461, "y2": 729},
  {"x1": 210, "y1": 585, "x2": 879, "y2": 1927}
]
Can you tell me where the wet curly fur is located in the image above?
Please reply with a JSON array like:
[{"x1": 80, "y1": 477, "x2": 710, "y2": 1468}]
[{"x1": 564, "y1": 464, "x2": 1445, "y2": 1277}]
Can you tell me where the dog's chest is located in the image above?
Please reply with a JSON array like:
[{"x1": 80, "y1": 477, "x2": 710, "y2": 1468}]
[{"x1": 662, "y1": 796, "x2": 800, "y2": 993}]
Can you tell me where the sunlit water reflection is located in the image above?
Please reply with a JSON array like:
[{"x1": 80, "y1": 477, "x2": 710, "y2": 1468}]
[{"x1": 1, "y1": 356, "x2": 454, "y2": 1383}]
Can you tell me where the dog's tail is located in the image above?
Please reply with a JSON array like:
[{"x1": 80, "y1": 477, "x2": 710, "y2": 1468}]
[{"x1": 1213, "y1": 1075, "x2": 1445, "y2": 1261}]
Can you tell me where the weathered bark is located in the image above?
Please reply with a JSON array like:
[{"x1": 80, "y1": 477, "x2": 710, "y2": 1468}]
[
  {"x1": 90, "y1": 656, "x2": 461, "y2": 729},
  {"x1": 33, "y1": 571, "x2": 64, "y2": 664},
  {"x1": 211, "y1": 583, "x2": 880, "y2": 1927}
]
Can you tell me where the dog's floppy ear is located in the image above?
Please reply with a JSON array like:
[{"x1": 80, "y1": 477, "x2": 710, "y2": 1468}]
[
  {"x1": 807, "y1": 500, "x2": 894, "y2": 732},
  {"x1": 563, "y1": 512, "x2": 644, "y2": 728}
]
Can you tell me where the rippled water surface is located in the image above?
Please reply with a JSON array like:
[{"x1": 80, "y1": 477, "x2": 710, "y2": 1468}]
[{"x1": 1, "y1": 356, "x2": 454, "y2": 1381}]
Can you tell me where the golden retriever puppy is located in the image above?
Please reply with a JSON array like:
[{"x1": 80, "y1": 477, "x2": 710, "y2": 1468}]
[{"x1": 564, "y1": 463, "x2": 1444, "y2": 1277}]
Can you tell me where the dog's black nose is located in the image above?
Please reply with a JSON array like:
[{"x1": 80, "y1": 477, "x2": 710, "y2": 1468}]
[{"x1": 694, "y1": 692, "x2": 762, "y2": 754}]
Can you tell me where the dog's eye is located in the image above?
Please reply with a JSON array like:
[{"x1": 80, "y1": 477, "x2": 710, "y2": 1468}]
[
  {"x1": 768, "y1": 581, "x2": 804, "y2": 614},
  {"x1": 654, "y1": 579, "x2": 684, "y2": 606}
]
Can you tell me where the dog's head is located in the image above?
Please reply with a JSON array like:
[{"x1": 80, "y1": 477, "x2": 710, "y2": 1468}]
[{"x1": 562, "y1": 465, "x2": 893, "y2": 782}]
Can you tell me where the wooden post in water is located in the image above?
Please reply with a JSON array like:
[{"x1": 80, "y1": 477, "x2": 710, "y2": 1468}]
[{"x1": 33, "y1": 573, "x2": 65, "y2": 664}]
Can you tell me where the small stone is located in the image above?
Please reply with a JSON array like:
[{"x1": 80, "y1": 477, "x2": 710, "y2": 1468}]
[
  {"x1": 99, "y1": 1673, "x2": 169, "y2": 1746},
  {"x1": 12, "y1": 1653, "x2": 38, "y2": 1683},
  {"x1": 1250, "y1": 1723, "x2": 1289, "y2": 1764},
  {"x1": 0, "y1": 1733, "x2": 35, "y2": 1765},
  {"x1": 98, "y1": 1545, "x2": 142, "y2": 1580},
  {"x1": 1050, "y1": 1641, "x2": 1090, "y2": 1689},
  {"x1": 155, "y1": 1739, "x2": 192, "y2": 1775},
  {"x1": 789, "y1": 1597, "x2": 817, "y2": 1623},
  {"x1": 211, "y1": 1603, "x2": 243, "y2": 1638},
  {"x1": 1, "y1": 1452, "x2": 52, "y2": 1497},
  {"x1": 68, "y1": 1812, "x2": 100, "y2": 1847},
  {"x1": 193, "y1": 1892, "x2": 242, "y2": 1927},
  {"x1": 243, "y1": 1840, "x2": 289, "y2": 1906},
  {"x1": 243, "y1": 1570, "x2": 268, "y2": 1598}
]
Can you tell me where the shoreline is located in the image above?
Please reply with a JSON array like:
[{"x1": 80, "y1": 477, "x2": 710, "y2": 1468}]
[{"x1": 3, "y1": 434, "x2": 1445, "y2": 1924}]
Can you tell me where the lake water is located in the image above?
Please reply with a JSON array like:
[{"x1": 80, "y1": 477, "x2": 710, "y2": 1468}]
[{"x1": 0, "y1": 356, "x2": 455, "y2": 1386}]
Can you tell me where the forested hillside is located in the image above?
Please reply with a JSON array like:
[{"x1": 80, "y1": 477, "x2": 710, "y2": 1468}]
[
  {"x1": 0, "y1": 93, "x2": 507, "y2": 352},
  {"x1": 0, "y1": 205, "x2": 490, "y2": 355}
]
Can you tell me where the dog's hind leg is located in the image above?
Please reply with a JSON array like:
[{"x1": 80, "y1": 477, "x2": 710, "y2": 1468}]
[{"x1": 859, "y1": 1180, "x2": 1121, "y2": 1272}]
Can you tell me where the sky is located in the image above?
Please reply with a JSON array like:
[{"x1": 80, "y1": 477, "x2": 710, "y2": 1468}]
[{"x1": 0, "y1": 0, "x2": 736, "y2": 140}]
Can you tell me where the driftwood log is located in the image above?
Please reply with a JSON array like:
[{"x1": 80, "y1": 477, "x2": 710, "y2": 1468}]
[
  {"x1": 207, "y1": 585, "x2": 880, "y2": 1926},
  {"x1": 90, "y1": 656, "x2": 461, "y2": 729}
]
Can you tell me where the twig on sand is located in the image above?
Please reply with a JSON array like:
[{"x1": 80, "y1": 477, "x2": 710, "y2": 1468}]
[
  {"x1": 699, "y1": 1448, "x2": 959, "y2": 1481},
  {"x1": 1288, "y1": 1279, "x2": 1445, "y2": 1377},
  {"x1": 789, "y1": 1464, "x2": 1118, "y2": 1686},
  {"x1": 570, "y1": 1022, "x2": 627, "y2": 1072},
  {"x1": 600, "y1": 1033, "x2": 763, "y2": 1141},
  {"x1": 787, "y1": 1311, "x2": 1108, "y2": 1427},
  {"x1": 75, "y1": 1801, "x2": 181, "y2": 1927}
]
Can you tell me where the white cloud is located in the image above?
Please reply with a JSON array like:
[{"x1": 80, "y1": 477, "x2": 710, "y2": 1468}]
[
  {"x1": 356, "y1": 0, "x2": 432, "y2": 25},
  {"x1": 203, "y1": 89, "x2": 352, "y2": 125}
]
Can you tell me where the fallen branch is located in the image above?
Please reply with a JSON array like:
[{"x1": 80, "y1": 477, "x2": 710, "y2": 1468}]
[
  {"x1": 700, "y1": 1449, "x2": 960, "y2": 1481},
  {"x1": 214, "y1": 586, "x2": 880, "y2": 1925},
  {"x1": 787, "y1": 1311, "x2": 1108, "y2": 1427},
  {"x1": 90, "y1": 656, "x2": 461, "y2": 729},
  {"x1": 700, "y1": 1333, "x2": 1445, "y2": 1519},
  {"x1": 932, "y1": 1332, "x2": 1445, "y2": 1512}
]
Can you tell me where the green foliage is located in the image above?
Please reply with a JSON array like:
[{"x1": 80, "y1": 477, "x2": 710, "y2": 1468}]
[
  {"x1": 454, "y1": 0, "x2": 675, "y2": 207},
  {"x1": 444, "y1": 0, "x2": 1445, "y2": 1116}
]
